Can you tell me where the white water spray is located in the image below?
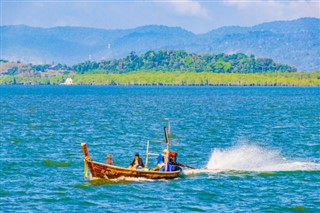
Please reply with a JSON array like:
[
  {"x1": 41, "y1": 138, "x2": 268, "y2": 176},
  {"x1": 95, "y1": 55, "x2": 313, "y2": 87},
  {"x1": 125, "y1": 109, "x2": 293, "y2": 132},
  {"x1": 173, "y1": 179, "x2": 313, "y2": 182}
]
[
  {"x1": 205, "y1": 144, "x2": 320, "y2": 172},
  {"x1": 185, "y1": 144, "x2": 320, "y2": 174}
]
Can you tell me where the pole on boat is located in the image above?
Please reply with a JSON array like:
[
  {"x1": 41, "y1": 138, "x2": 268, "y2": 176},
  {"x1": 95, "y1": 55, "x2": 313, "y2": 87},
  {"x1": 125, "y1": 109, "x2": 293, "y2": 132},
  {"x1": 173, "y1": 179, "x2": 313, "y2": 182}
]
[
  {"x1": 81, "y1": 143, "x2": 89, "y2": 158},
  {"x1": 81, "y1": 143, "x2": 90, "y2": 179},
  {"x1": 145, "y1": 140, "x2": 149, "y2": 168},
  {"x1": 183, "y1": 164, "x2": 196, "y2": 169},
  {"x1": 164, "y1": 127, "x2": 169, "y2": 144},
  {"x1": 164, "y1": 127, "x2": 170, "y2": 172}
]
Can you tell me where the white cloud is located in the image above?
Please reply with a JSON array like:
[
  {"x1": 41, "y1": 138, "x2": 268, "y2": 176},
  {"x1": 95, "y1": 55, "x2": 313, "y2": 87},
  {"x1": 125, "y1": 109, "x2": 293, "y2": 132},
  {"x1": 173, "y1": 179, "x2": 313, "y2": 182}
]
[
  {"x1": 223, "y1": 0, "x2": 320, "y2": 20},
  {"x1": 223, "y1": 0, "x2": 252, "y2": 9},
  {"x1": 166, "y1": 0, "x2": 209, "y2": 18}
]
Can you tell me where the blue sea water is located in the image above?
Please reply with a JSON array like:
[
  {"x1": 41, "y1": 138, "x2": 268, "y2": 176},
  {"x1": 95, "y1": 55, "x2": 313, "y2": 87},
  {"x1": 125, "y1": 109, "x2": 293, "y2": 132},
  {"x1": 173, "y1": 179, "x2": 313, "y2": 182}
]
[{"x1": 0, "y1": 86, "x2": 319, "y2": 212}]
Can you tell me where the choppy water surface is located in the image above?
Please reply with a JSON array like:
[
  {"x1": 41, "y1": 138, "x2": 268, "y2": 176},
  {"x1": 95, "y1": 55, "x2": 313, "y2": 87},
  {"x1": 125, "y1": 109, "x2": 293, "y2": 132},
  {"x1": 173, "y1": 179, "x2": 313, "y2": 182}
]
[{"x1": 1, "y1": 86, "x2": 319, "y2": 212}]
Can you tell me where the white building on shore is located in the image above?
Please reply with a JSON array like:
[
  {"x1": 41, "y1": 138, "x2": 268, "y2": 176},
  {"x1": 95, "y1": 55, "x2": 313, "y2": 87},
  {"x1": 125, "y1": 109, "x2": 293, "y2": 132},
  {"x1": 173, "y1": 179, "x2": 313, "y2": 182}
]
[{"x1": 61, "y1": 77, "x2": 73, "y2": 85}]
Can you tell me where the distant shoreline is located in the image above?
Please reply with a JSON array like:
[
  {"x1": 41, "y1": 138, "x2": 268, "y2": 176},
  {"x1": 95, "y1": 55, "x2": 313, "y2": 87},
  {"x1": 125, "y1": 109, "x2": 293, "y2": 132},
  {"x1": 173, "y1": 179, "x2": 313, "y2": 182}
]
[
  {"x1": 1, "y1": 72, "x2": 319, "y2": 86},
  {"x1": 1, "y1": 84, "x2": 319, "y2": 87}
]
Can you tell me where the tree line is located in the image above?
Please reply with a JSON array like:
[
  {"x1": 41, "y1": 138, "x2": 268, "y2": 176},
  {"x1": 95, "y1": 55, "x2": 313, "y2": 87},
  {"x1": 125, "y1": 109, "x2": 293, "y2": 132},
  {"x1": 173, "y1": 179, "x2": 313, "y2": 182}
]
[
  {"x1": 2, "y1": 50, "x2": 297, "y2": 76},
  {"x1": 72, "y1": 50, "x2": 297, "y2": 74}
]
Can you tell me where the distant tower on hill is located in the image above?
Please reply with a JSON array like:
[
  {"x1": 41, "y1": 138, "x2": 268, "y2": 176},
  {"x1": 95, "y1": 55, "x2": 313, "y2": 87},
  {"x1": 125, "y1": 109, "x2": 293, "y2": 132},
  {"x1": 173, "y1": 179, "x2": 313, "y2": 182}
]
[{"x1": 105, "y1": 43, "x2": 112, "y2": 60}]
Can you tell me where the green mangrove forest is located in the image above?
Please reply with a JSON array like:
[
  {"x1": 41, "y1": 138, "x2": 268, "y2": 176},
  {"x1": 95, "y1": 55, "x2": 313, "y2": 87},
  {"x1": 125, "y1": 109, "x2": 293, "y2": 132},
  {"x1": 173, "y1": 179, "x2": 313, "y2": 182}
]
[{"x1": 1, "y1": 72, "x2": 319, "y2": 86}]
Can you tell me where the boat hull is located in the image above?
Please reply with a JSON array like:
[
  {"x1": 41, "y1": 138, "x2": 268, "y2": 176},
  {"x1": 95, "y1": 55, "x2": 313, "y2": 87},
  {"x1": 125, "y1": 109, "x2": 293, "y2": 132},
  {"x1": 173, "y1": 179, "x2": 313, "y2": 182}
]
[{"x1": 86, "y1": 160, "x2": 180, "y2": 179}]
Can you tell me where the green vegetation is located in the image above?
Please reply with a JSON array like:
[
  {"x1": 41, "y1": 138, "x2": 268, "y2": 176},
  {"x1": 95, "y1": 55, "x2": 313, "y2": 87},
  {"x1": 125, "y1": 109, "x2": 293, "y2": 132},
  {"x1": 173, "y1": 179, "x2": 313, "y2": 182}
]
[
  {"x1": 1, "y1": 72, "x2": 319, "y2": 86},
  {"x1": 5, "y1": 51, "x2": 294, "y2": 75},
  {"x1": 1, "y1": 50, "x2": 318, "y2": 86},
  {"x1": 0, "y1": 75, "x2": 65, "y2": 85},
  {"x1": 72, "y1": 50, "x2": 297, "y2": 74}
]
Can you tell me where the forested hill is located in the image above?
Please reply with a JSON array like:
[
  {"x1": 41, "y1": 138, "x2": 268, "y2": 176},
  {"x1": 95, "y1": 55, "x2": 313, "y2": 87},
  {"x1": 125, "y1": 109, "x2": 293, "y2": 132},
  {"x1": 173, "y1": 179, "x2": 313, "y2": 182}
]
[
  {"x1": 2, "y1": 18, "x2": 319, "y2": 71},
  {"x1": 72, "y1": 50, "x2": 297, "y2": 74}
]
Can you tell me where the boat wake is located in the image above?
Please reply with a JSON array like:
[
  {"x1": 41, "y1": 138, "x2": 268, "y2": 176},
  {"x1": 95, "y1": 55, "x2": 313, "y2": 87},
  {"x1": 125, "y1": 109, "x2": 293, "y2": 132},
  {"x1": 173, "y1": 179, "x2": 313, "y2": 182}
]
[
  {"x1": 106, "y1": 176, "x2": 165, "y2": 182},
  {"x1": 89, "y1": 176, "x2": 166, "y2": 185},
  {"x1": 184, "y1": 144, "x2": 320, "y2": 175}
]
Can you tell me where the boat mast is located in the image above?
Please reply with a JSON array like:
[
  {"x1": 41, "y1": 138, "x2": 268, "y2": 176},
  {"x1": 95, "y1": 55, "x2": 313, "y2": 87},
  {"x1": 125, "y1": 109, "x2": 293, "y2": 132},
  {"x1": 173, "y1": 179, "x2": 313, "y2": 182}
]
[
  {"x1": 145, "y1": 140, "x2": 149, "y2": 168},
  {"x1": 164, "y1": 127, "x2": 170, "y2": 172}
]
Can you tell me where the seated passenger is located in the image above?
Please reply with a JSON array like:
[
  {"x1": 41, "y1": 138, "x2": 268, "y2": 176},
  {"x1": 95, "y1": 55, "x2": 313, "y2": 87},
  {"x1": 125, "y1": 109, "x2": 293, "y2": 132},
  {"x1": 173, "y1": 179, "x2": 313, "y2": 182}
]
[
  {"x1": 169, "y1": 152, "x2": 184, "y2": 171},
  {"x1": 150, "y1": 149, "x2": 168, "y2": 171},
  {"x1": 128, "y1": 153, "x2": 144, "y2": 169},
  {"x1": 104, "y1": 154, "x2": 114, "y2": 165}
]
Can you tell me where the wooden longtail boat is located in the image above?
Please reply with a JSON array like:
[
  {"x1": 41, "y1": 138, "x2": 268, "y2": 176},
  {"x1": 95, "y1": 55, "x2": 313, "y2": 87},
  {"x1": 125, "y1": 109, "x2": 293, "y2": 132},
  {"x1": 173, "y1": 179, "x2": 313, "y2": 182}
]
[{"x1": 81, "y1": 143, "x2": 181, "y2": 180}]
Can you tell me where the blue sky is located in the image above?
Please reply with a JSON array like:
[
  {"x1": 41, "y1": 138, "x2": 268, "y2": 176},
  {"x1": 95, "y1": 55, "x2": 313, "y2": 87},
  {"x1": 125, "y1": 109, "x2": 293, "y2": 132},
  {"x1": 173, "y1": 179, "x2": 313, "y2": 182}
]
[{"x1": 1, "y1": 0, "x2": 319, "y2": 33}]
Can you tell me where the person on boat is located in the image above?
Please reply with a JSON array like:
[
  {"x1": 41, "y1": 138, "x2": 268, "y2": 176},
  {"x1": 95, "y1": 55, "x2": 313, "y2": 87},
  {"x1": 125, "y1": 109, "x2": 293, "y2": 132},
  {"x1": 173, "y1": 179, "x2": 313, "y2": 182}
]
[
  {"x1": 129, "y1": 153, "x2": 144, "y2": 169},
  {"x1": 150, "y1": 149, "x2": 169, "y2": 171},
  {"x1": 104, "y1": 154, "x2": 114, "y2": 165},
  {"x1": 169, "y1": 152, "x2": 184, "y2": 171}
]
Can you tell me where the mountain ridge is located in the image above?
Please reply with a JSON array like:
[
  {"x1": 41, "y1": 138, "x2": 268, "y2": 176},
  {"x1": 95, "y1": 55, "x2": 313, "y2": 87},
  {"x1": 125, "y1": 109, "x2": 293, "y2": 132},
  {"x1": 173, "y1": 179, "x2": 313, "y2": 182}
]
[{"x1": 1, "y1": 17, "x2": 319, "y2": 71}]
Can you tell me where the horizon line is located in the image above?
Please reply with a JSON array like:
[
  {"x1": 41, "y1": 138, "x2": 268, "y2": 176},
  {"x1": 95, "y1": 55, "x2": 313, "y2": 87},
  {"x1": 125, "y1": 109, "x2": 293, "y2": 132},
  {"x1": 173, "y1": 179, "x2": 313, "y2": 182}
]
[{"x1": 1, "y1": 17, "x2": 318, "y2": 35}]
